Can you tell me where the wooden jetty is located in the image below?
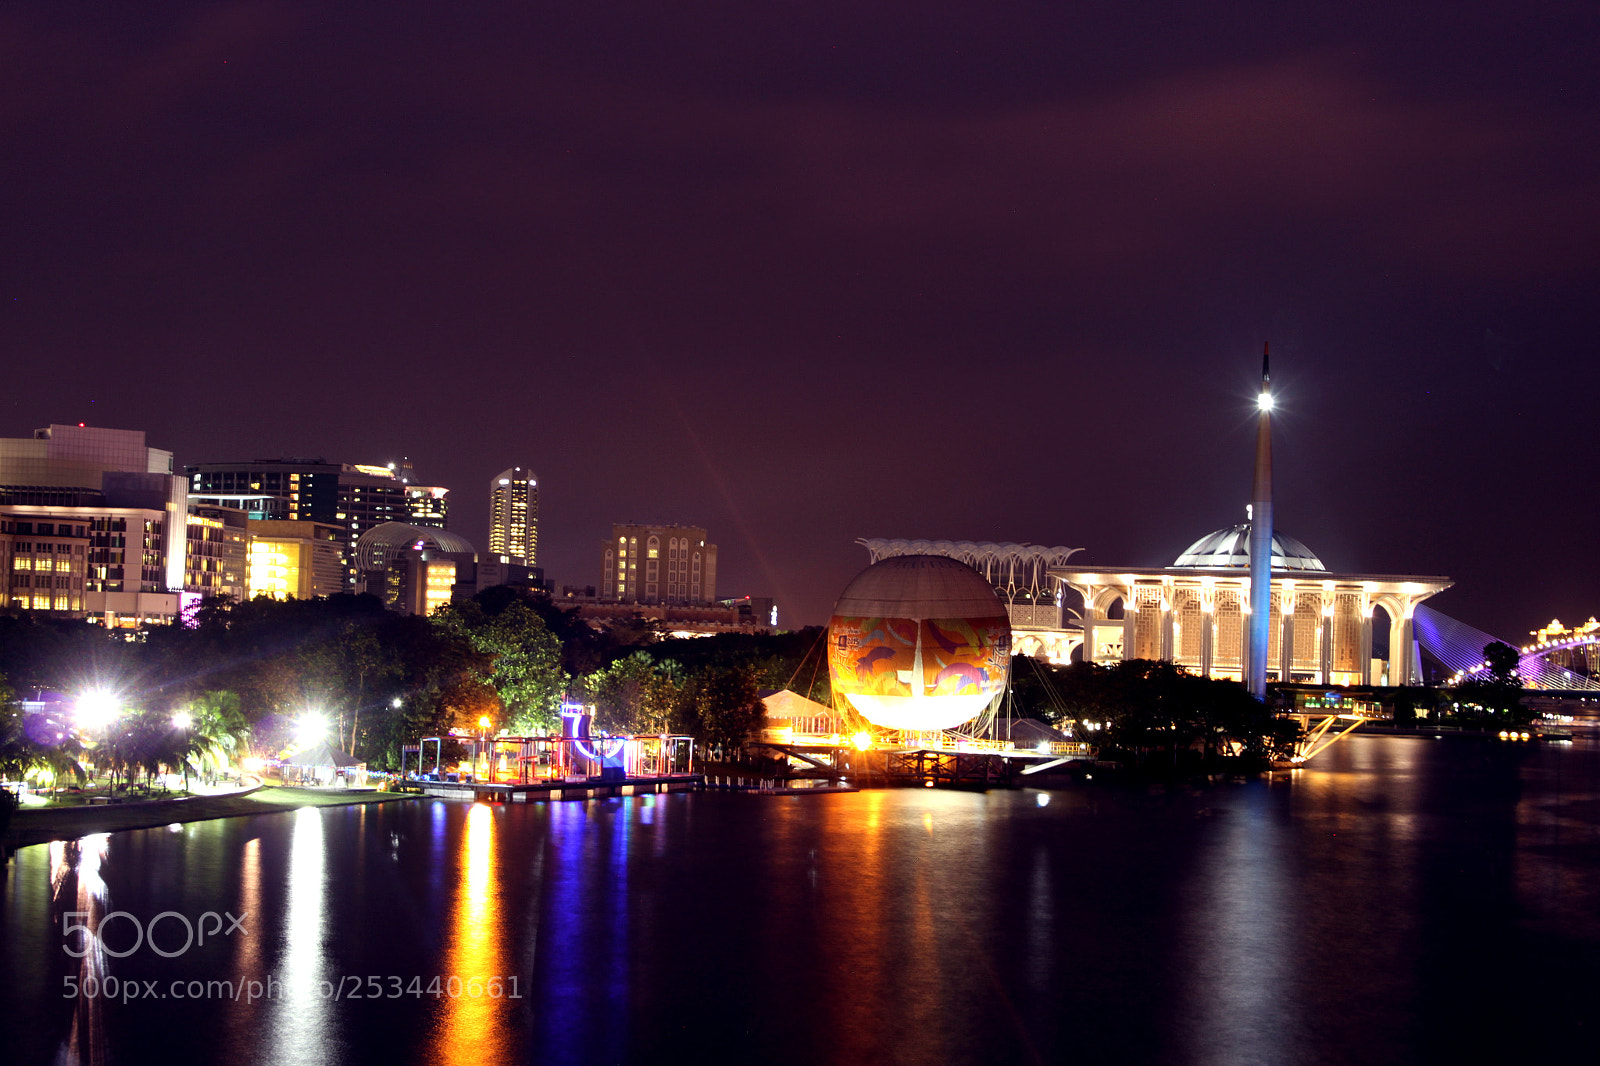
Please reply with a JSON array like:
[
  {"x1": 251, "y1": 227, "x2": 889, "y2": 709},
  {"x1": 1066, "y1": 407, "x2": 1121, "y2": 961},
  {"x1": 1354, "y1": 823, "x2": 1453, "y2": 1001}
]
[{"x1": 404, "y1": 773, "x2": 702, "y2": 803}]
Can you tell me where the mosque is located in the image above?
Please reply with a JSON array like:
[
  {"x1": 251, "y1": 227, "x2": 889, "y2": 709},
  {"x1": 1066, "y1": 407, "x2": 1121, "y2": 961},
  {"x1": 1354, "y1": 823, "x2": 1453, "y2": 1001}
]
[
  {"x1": 1051, "y1": 350, "x2": 1451, "y2": 689},
  {"x1": 1052, "y1": 522, "x2": 1451, "y2": 687},
  {"x1": 860, "y1": 350, "x2": 1454, "y2": 691}
]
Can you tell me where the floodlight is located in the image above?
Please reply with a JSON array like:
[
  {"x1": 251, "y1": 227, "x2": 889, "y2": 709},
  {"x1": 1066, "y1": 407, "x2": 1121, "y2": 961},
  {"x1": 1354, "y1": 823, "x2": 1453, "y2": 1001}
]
[{"x1": 296, "y1": 712, "x2": 328, "y2": 745}]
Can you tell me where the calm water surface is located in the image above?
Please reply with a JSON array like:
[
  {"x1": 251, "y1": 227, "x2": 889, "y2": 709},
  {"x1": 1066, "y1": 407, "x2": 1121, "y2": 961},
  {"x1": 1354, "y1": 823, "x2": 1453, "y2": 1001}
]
[{"x1": 4, "y1": 734, "x2": 1599, "y2": 1065}]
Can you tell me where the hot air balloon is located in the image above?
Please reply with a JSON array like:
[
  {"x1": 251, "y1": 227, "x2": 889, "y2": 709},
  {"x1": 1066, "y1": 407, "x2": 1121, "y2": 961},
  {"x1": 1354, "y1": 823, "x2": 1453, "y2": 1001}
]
[{"x1": 827, "y1": 555, "x2": 1011, "y2": 732}]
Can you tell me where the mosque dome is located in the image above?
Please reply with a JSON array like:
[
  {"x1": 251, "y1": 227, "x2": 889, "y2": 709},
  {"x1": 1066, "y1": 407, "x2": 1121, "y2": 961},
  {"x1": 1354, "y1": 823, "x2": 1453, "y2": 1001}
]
[{"x1": 1172, "y1": 523, "x2": 1326, "y2": 572}]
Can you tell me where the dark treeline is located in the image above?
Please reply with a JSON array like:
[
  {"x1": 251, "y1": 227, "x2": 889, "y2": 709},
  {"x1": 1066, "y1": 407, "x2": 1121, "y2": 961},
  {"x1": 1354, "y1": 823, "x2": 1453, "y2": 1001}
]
[
  {"x1": 0, "y1": 589, "x2": 834, "y2": 780},
  {"x1": 1009, "y1": 657, "x2": 1299, "y2": 771}
]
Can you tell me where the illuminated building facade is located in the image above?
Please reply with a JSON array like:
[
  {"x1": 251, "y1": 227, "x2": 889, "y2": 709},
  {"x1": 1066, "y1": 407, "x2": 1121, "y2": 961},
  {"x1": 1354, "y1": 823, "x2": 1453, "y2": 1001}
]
[
  {"x1": 0, "y1": 425, "x2": 188, "y2": 625},
  {"x1": 406, "y1": 485, "x2": 450, "y2": 529},
  {"x1": 488, "y1": 468, "x2": 538, "y2": 565},
  {"x1": 1052, "y1": 524, "x2": 1452, "y2": 687},
  {"x1": 185, "y1": 504, "x2": 248, "y2": 603},
  {"x1": 1, "y1": 511, "x2": 90, "y2": 614},
  {"x1": 245, "y1": 520, "x2": 346, "y2": 600},
  {"x1": 600, "y1": 523, "x2": 717, "y2": 605},
  {"x1": 187, "y1": 458, "x2": 423, "y2": 586}
]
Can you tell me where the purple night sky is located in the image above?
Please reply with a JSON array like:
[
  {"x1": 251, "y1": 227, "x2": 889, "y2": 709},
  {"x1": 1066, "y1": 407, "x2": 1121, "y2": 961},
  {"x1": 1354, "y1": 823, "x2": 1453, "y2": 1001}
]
[{"x1": 4, "y1": 3, "x2": 1597, "y2": 642}]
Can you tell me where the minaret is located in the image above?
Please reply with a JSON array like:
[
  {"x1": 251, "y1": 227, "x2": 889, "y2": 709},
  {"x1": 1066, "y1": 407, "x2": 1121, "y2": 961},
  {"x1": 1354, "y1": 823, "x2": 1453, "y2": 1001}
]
[{"x1": 1247, "y1": 344, "x2": 1274, "y2": 700}]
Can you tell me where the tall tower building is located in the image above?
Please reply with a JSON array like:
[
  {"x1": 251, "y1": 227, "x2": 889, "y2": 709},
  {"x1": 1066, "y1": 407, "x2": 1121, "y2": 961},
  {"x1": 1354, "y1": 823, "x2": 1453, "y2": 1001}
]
[{"x1": 488, "y1": 467, "x2": 538, "y2": 564}]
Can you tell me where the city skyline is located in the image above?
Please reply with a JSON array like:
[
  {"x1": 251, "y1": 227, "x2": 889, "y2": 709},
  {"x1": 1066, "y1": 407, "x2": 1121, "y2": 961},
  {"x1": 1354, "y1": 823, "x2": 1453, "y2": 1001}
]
[{"x1": 4, "y1": 3, "x2": 1597, "y2": 635}]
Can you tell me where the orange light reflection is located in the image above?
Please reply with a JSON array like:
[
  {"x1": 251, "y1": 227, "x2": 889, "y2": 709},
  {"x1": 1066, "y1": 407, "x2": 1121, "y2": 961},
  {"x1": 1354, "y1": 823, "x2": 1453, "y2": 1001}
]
[{"x1": 430, "y1": 803, "x2": 509, "y2": 1063}]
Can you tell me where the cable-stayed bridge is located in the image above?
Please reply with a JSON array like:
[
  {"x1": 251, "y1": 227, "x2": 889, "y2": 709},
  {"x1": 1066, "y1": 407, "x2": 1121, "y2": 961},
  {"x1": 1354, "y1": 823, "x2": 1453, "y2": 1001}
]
[{"x1": 1414, "y1": 605, "x2": 1600, "y2": 692}]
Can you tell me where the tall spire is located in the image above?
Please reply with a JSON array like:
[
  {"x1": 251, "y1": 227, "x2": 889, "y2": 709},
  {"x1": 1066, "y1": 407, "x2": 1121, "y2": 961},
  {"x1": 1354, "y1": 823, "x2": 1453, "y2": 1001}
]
[{"x1": 1247, "y1": 343, "x2": 1274, "y2": 700}]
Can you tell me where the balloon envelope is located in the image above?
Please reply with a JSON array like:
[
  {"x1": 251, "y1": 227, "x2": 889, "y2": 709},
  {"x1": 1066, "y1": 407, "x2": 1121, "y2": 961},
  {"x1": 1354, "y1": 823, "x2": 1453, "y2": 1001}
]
[{"x1": 827, "y1": 555, "x2": 1011, "y2": 731}]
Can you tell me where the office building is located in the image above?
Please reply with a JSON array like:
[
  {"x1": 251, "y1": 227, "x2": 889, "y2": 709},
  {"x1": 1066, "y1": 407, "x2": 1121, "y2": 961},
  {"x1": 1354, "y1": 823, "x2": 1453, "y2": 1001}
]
[
  {"x1": 600, "y1": 523, "x2": 717, "y2": 605},
  {"x1": 186, "y1": 504, "x2": 249, "y2": 604},
  {"x1": 187, "y1": 458, "x2": 424, "y2": 587},
  {"x1": 245, "y1": 520, "x2": 346, "y2": 601},
  {"x1": 0, "y1": 425, "x2": 188, "y2": 625},
  {"x1": 488, "y1": 468, "x2": 538, "y2": 564},
  {"x1": 353, "y1": 521, "x2": 544, "y2": 616}
]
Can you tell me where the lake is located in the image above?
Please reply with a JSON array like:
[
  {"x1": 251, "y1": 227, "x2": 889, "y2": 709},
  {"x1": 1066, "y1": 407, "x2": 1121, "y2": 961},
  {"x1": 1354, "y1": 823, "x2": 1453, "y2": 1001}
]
[{"x1": 4, "y1": 733, "x2": 1599, "y2": 1065}]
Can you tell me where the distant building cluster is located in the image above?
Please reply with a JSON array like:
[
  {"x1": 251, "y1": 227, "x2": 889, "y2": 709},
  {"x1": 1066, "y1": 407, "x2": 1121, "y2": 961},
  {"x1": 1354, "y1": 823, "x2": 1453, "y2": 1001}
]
[{"x1": 1, "y1": 423, "x2": 774, "y2": 632}]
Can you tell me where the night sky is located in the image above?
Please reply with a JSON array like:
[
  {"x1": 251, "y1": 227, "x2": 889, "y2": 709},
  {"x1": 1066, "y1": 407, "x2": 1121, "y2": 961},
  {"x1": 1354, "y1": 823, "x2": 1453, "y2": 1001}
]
[{"x1": 4, "y1": 3, "x2": 1597, "y2": 638}]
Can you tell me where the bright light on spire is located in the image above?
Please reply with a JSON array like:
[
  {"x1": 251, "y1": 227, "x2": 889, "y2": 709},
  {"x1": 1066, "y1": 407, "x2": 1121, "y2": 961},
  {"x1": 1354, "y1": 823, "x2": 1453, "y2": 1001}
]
[{"x1": 1257, "y1": 391, "x2": 1274, "y2": 412}]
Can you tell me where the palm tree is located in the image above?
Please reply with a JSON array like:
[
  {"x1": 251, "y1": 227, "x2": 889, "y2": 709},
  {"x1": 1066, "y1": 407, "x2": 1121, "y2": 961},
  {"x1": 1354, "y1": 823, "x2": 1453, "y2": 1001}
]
[{"x1": 180, "y1": 691, "x2": 252, "y2": 784}]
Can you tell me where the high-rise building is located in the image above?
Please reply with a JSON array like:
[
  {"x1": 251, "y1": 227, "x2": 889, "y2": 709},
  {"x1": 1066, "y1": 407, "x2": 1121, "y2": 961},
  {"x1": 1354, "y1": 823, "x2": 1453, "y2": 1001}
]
[
  {"x1": 488, "y1": 468, "x2": 538, "y2": 565},
  {"x1": 600, "y1": 523, "x2": 716, "y2": 605},
  {"x1": 405, "y1": 485, "x2": 449, "y2": 529},
  {"x1": 186, "y1": 458, "x2": 422, "y2": 587}
]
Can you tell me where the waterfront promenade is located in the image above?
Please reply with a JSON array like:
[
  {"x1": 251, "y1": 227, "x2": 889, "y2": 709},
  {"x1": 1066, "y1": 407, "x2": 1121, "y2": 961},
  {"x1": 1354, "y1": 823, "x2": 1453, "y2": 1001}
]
[{"x1": 3, "y1": 784, "x2": 415, "y2": 851}]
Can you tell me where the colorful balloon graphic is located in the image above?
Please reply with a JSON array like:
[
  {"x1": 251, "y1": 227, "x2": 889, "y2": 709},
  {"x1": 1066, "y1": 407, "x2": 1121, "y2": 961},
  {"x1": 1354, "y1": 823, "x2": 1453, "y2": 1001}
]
[{"x1": 827, "y1": 555, "x2": 1011, "y2": 731}]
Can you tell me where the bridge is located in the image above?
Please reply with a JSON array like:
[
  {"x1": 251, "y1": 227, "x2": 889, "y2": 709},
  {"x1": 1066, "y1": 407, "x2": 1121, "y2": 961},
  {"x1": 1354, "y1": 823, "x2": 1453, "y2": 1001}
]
[{"x1": 1415, "y1": 605, "x2": 1600, "y2": 692}]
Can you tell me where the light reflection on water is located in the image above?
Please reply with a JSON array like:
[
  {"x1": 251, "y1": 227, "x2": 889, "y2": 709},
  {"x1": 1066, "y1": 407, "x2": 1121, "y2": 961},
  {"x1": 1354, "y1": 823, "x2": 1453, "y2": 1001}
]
[
  {"x1": 2, "y1": 735, "x2": 1599, "y2": 1065},
  {"x1": 1182, "y1": 790, "x2": 1292, "y2": 1066},
  {"x1": 271, "y1": 807, "x2": 330, "y2": 1065},
  {"x1": 430, "y1": 803, "x2": 508, "y2": 1064},
  {"x1": 56, "y1": 834, "x2": 111, "y2": 1066}
]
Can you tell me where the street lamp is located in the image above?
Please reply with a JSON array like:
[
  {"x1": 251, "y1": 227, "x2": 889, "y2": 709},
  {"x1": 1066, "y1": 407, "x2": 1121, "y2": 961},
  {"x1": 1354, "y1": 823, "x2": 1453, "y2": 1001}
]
[
  {"x1": 296, "y1": 712, "x2": 327, "y2": 746},
  {"x1": 477, "y1": 716, "x2": 493, "y2": 782},
  {"x1": 172, "y1": 711, "x2": 193, "y2": 792},
  {"x1": 76, "y1": 689, "x2": 122, "y2": 789}
]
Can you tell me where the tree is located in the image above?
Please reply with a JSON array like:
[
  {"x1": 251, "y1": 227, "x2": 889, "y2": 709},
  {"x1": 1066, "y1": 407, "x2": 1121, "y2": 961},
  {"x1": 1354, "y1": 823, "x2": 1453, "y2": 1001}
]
[
  {"x1": 180, "y1": 690, "x2": 252, "y2": 777},
  {"x1": 0, "y1": 675, "x2": 84, "y2": 786},
  {"x1": 678, "y1": 666, "x2": 765, "y2": 755},
  {"x1": 298, "y1": 622, "x2": 399, "y2": 755},
  {"x1": 1012, "y1": 657, "x2": 1290, "y2": 770},
  {"x1": 582, "y1": 653, "x2": 689, "y2": 736},
  {"x1": 1449, "y1": 641, "x2": 1527, "y2": 724},
  {"x1": 434, "y1": 599, "x2": 567, "y2": 734}
]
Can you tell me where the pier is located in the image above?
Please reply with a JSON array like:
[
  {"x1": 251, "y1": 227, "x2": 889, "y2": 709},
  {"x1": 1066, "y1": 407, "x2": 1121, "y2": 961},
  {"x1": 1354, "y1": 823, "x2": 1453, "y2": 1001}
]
[{"x1": 405, "y1": 773, "x2": 703, "y2": 802}]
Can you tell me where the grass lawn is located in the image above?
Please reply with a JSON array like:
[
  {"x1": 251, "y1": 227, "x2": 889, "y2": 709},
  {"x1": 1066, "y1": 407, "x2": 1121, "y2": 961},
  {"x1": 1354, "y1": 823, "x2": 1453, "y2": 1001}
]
[{"x1": 4, "y1": 784, "x2": 417, "y2": 851}]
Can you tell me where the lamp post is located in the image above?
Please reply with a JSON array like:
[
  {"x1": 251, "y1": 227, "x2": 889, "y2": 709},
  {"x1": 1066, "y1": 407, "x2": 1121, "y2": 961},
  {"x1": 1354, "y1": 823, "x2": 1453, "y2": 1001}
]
[
  {"x1": 172, "y1": 711, "x2": 193, "y2": 793},
  {"x1": 76, "y1": 690, "x2": 121, "y2": 792},
  {"x1": 295, "y1": 712, "x2": 327, "y2": 786},
  {"x1": 477, "y1": 716, "x2": 493, "y2": 782}
]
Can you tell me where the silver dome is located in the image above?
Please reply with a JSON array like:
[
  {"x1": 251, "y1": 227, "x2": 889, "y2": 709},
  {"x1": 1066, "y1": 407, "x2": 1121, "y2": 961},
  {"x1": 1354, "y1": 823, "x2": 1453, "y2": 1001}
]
[
  {"x1": 354, "y1": 522, "x2": 476, "y2": 572},
  {"x1": 1172, "y1": 524, "x2": 1326, "y2": 572}
]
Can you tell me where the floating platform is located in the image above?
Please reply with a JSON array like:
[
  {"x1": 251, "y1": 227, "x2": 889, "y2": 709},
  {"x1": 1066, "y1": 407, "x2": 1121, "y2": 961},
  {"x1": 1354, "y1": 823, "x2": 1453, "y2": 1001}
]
[{"x1": 405, "y1": 773, "x2": 703, "y2": 803}]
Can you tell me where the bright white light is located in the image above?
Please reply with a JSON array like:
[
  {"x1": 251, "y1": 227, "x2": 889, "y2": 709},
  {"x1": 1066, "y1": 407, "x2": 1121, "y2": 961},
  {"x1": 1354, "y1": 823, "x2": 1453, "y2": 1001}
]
[
  {"x1": 76, "y1": 690, "x2": 120, "y2": 729},
  {"x1": 296, "y1": 713, "x2": 327, "y2": 745},
  {"x1": 845, "y1": 692, "x2": 993, "y2": 732},
  {"x1": 1258, "y1": 392, "x2": 1274, "y2": 412},
  {"x1": 172, "y1": 711, "x2": 193, "y2": 729}
]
